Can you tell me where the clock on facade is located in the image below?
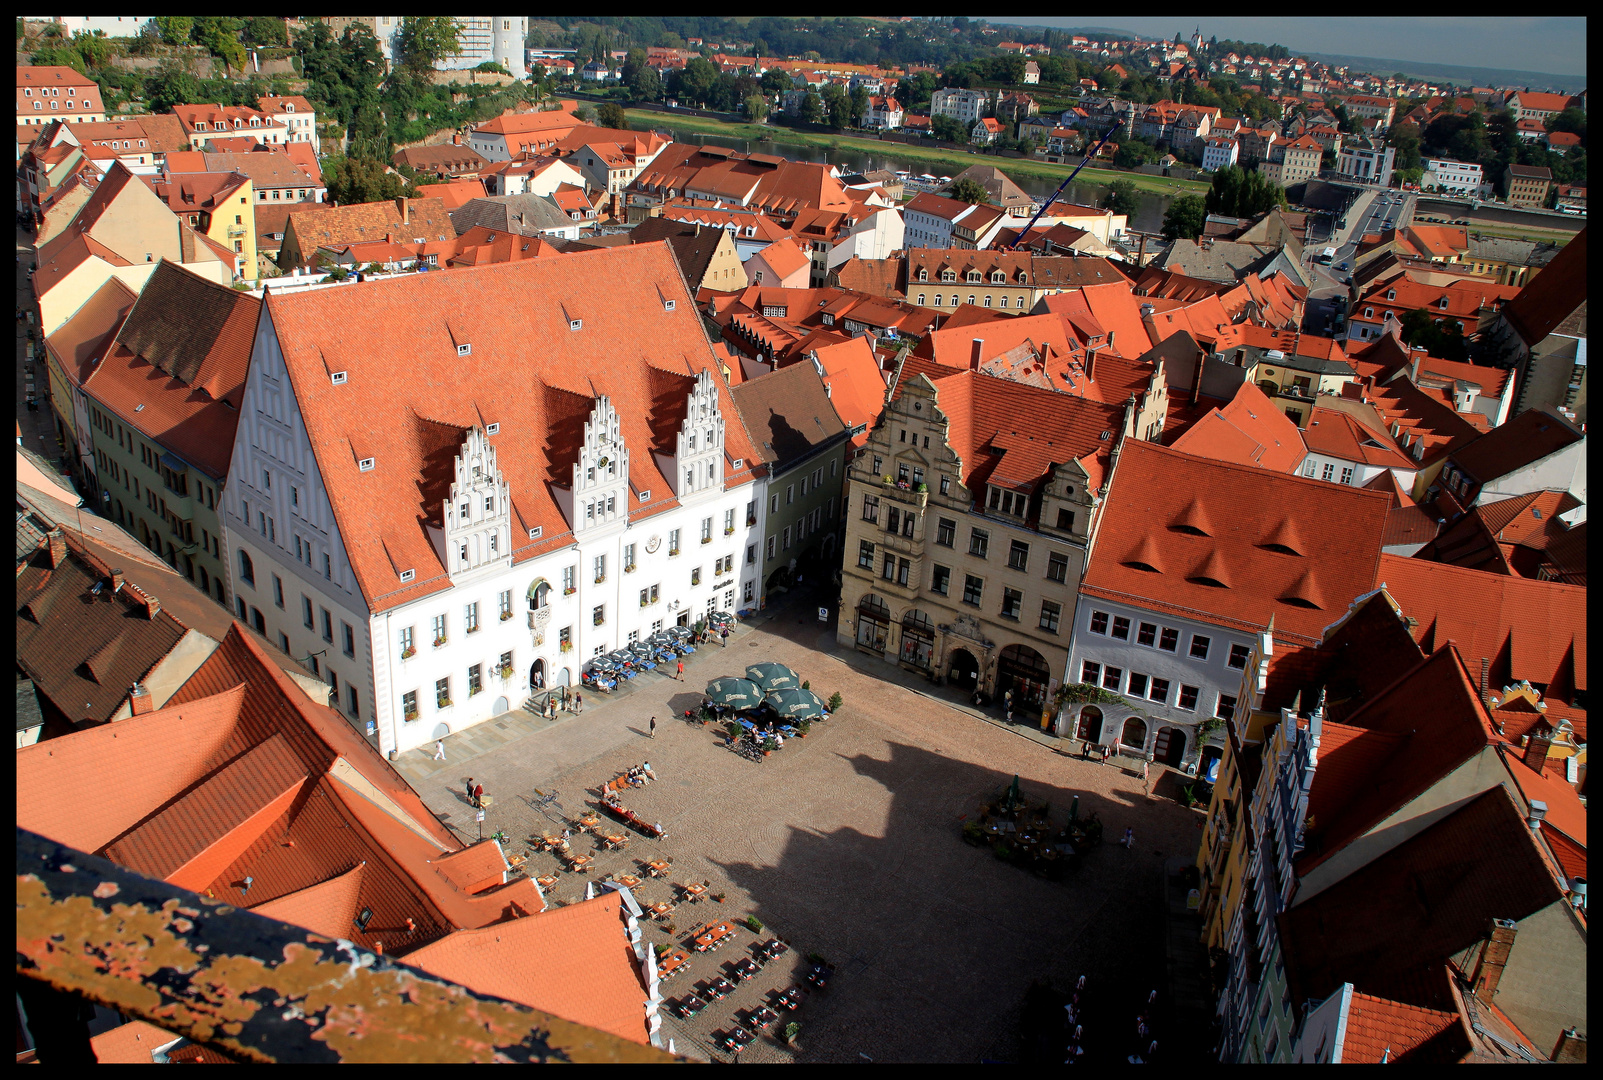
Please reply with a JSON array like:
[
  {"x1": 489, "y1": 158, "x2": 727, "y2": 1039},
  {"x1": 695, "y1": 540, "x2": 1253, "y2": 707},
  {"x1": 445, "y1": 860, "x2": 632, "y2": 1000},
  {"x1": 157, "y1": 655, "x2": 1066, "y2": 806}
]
[{"x1": 645, "y1": 535, "x2": 661, "y2": 554}]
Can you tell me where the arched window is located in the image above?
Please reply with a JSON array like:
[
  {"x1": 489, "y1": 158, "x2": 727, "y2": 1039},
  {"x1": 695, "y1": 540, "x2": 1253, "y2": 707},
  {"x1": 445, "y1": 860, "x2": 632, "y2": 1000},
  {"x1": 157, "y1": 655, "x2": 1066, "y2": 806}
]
[{"x1": 238, "y1": 549, "x2": 255, "y2": 586}]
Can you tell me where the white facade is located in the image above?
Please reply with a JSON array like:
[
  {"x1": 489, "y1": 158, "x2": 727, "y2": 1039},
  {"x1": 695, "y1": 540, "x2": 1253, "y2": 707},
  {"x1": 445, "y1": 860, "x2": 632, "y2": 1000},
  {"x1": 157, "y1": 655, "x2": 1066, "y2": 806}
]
[
  {"x1": 370, "y1": 16, "x2": 528, "y2": 79},
  {"x1": 228, "y1": 311, "x2": 766, "y2": 756},
  {"x1": 49, "y1": 16, "x2": 154, "y2": 37},
  {"x1": 1063, "y1": 595, "x2": 1258, "y2": 768},
  {"x1": 931, "y1": 88, "x2": 990, "y2": 125},
  {"x1": 1297, "y1": 454, "x2": 1416, "y2": 492},
  {"x1": 1421, "y1": 157, "x2": 1482, "y2": 196},
  {"x1": 1201, "y1": 138, "x2": 1240, "y2": 172},
  {"x1": 825, "y1": 208, "x2": 906, "y2": 271},
  {"x1": 1335, "y1": 142, "x2": 1395, "y2": 188}
]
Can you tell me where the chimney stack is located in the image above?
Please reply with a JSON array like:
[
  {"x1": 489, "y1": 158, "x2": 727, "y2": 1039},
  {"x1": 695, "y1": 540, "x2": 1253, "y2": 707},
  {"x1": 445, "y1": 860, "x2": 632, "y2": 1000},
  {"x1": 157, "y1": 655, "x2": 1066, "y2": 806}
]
[
  {"x1": 971, "y1": 338, "x2": 985, "y2": 369},
  {"x1": 46, "y1": 528, "x2": 68, "y2": 568},
  {"x1": 1551, "y1": 1028, "x2": 1586, "y2": 1065},
  {"x1": 1526, "y1": 800, "x2": 1548, "y2": 831},
  {"x1": 396, "y1": 197, "x2": 410, "y2": 225},
  {"x1": 110, "y1": 568, "x2": 125, "y2": 593},
  {"x1": 128, "y1": 683, "x2": 153, "y2": 716},
  {"x1": 1085, "y1": 344, "x2": 1098, "y2": 382},
  {"x1": 1522, "y1": 721, "x2": 1555, "y2": 774},
  {"x1": 1470, "y1": 918, "x2": 1519, "y2": 1006}
]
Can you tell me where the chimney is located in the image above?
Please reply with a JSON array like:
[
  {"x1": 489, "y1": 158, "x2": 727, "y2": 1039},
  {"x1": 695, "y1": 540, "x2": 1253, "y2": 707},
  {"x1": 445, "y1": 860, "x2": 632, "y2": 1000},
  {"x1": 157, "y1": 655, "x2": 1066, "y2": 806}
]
[
  {"x1": 396, "y1": 197, "x2": 409, "y2": 225},
  {"x1": 1085, "y1": 344, "x2": 1098, "y2": 382},
  {"x1": 971, "y1": 338, "x2": 984, "y2": 369},
  {"x1": 1470, "y1": 918, "x2": 1518, "y2": 1006},
  {"x1": 128, "y1": 683, "x2": 153, "y2": 715},
  {"x1": 1410, "y1": 348, "x2": 1424, "y2": 383},
  {"x1": 1479, "y1": 657, "x2": 1490, "y2": 704},
  {"x1": 46, "y1": 528, "x2": 67, "y2": 568},
  {"x1": 1551, "y1": 1028, "x2": 1586, "y2": 1065},
  {"x1": 453, "y1": 132, "x2": 461, "y2": 145},
  {"x1": 110, "y1": 568, "x2": 125, "y2": 593},
  {"x1": 1526, "y1": 800, "x2": 1547, "y2": 830},
  {"x1": 1522, "y1": 721, "x2": 1554, "y2": 774}
]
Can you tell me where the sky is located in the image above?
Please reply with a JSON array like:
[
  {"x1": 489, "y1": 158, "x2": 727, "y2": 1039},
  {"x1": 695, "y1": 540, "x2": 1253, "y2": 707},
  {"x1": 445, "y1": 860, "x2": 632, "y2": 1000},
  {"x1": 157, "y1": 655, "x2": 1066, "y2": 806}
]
[{"x1": 982, "y1": 18, "x2": 1587, "y2": 77}]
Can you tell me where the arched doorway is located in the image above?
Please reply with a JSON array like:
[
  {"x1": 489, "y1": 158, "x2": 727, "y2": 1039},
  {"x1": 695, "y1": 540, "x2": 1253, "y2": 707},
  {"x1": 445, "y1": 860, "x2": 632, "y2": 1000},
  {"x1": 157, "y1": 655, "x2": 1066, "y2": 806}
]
[
  {"x1": 530, "y1": 658, "x2": 547, "y2": 692},
  {"x1": 855, "y1": 594, "x2": 890, "y2": 652},
  {"x1": 1120, "y1": 715, "x2": 1148, "y2": 753},
  {"x1": 1153, "y1": 725, "x2": 1186, "y2": 767},
  {"x1": 553, "y1": 666, "x2": 571, "y2": 687},
  {"x1": 492, "y1": 695, "x2": 509, "y2": 715},
  {"x1": 766, "y1": 564, "x2": 794, "y2": 591},
  {"x1": 1076, "y1": 705, "x2": 1103, "y2": 742},
  {"x1": 996, "y1": 644, "x2": 1050, "y2": 711},
  {"x1": 819, "y1": 533, "x2": 838, "y2": 560},
  {"x1": 948, "y1": 647, "x2": 980, "y2": 690},
  {"x1": 899, "y1": 609, "x2": 935, "y2": 670}
]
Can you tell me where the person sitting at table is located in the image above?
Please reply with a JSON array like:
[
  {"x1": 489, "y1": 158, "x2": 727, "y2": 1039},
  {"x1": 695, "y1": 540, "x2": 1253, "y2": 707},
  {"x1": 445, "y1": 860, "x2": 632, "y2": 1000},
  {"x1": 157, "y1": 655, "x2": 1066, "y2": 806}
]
[
  {"x1": 641, "y1": 762, "x2": 655, "y2": 781},
  {"x1": 773, "y1": 734, "x2": 784, "y2": 750}
]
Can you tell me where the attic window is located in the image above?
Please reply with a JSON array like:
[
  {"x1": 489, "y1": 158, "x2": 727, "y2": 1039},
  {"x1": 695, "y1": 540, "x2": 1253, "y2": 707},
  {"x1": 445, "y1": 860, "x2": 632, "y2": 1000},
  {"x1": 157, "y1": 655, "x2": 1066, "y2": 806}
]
[
  {"x1": 731, "y1": 459, "x2": 744, "y2": 469},
  {"x1": 457, "y1": 343, "x2": 472, "y2": 356},
  {"x1": 1191, "y1": 575, "x2": 1229, "y2": 589},
  {"x1": 569, "y1": 319, "x2": 583, "y2": 331},
  {"x1": 1098, "y1": 430, "x2": 1112, "y2": 441},
  {"x1": 529, "y1": 527, "x2": 543, "y2": 539},
  {"x1": 355, "y1": 907, "x2": 374, "y2": 931},
  {"x1": 1127, "y1": 560, "x2": 1161, "y2": 573},
  {"x1": 486, "y1": 423, "x2": 501, "y2": 435},
  {"x1": 135, "y1": 404, "x2": 146, "y2": 413},
  {"x1": 399, "y1": 569, "x2": 415, "y2": 582},
  {"x1": 1281, "y1": 595, "x2": 1320, "y2": 608},
  {"x1": 664, "y1": 299, "x2": 676, "y2": 311},
  {"x1": 637, "y1": 489, "x2": 651, "y2": 502},
  {"x1": 331, "y1": 371, "x2": 348, "y2": 385},
  {"x1": 358, "y1": 457, "x2": 375, "y2": 472}
]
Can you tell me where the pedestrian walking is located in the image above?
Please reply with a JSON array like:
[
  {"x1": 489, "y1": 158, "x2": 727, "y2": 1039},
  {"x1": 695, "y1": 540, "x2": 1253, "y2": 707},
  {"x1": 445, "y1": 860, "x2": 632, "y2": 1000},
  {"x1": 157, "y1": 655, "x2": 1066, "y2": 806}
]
[
  {"x1": 1141, "y1": 759, "x2": 1151, "y2": 797},
  {"x1": 1076, "y1": 975, "x2": 1086, "y2": 991},
  {"x1": 472, "y1": 782, "x2": 484, "y2": 809},
  {"x1": 1122, "y1": 826, "x2": 1135, "y2": 849},
  {"x1": 1080, "y1": 741, "x2": 1092, "y2": 760},
  {"x1": 465, "y1": 778, "x2": 475, "y2": 804},
  {"x1": 720, "y1": 627, "x2": 728, "y2": 647},
  {"x1": 433, "y1": 739, "x2": 446, "y2": 761},
  {"x1": 649, "y1": 716, "x2": 657, "y2": 738},
  {"x1": 575, "y1": 692, "x2": 584, "y2": 714},
  {"x1": 676, "y1": 659, "x2": 684, "y2": 680}
]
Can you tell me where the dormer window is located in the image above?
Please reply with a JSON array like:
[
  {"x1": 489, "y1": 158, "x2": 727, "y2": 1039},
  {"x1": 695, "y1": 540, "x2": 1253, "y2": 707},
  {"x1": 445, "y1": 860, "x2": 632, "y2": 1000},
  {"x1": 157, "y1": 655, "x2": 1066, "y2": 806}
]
[
  {"x1": 457, "y1": 343, "x2": 471, "y2": 356},
  {"x1": 991, "y1": 271, "x2": 1006, "y2": 283},
  {"x1": 941, "y1": 270, "x2": 955, "y2": 283},
  {"x1": 967, "y1": 270, "x2": 982, "y2": 283},
  {"x1": 1438, "y1": 296, "x2": 1450, "y2": 310},
  {"x1": 1386, "y1": 288, "x2": 1396, "y2": 300},
  {"x1": 917, "y1": 267, "x2": 929, "y2": 281},
  {"x1": 359, "y1": 458, "x2": 375, "y2": 472},
  {"x1": 570, "y1": 319, "x2": 582, "y2": 331}
]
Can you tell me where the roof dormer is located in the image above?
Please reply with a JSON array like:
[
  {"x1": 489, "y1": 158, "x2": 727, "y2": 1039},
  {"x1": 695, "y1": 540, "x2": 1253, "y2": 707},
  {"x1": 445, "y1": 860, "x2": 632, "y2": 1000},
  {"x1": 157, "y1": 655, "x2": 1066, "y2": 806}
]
[
  {"x1": 444, "y1": 426, "x2": 511, "y2": 580},
  {"x1": 571, "y1": 397, "x2": 630, "y2": 534},
  {"x1": 668, "y1": 370, "x2": 725, "y2": 500}
]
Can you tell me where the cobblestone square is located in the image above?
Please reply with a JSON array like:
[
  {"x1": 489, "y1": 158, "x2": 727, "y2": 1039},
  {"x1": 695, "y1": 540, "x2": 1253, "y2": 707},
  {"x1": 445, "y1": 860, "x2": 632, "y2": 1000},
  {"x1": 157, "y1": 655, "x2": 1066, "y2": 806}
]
[{"x1": 396, "y1": 602, "x2": 1205, "y2": 1063}]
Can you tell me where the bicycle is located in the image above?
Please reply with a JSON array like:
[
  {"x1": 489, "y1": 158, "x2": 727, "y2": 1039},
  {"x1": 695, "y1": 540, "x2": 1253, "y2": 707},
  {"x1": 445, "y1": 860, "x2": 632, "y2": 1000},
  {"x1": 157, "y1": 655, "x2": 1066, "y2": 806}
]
[{"x1": 529, "y1": 787, "x2": 569, "y2": 824}]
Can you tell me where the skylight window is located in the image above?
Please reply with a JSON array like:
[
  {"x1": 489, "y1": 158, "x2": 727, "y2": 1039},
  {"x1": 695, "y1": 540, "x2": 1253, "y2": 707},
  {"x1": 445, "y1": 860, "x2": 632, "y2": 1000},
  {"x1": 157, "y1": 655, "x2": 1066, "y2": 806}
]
[
  {"x1": 399, "y1": 569, "x2": 415, "y2": 582},
  {"x1": 359, "y1": 458, "x2": 375, "y2": 472},
  {"x1": 331, "y1": 371, "x2": 348, "y2": 385},
  {"x1": 570, "y1": 319, "x2": 583, "y2": 331},
  {"x1": 486, "y1": 422, "x2": 500, "y2": 435},
  {"x1": 529, "y1": 527, "x2": 543, "y2": 539},
  {"x1": 457, "y1": 343, "x2": 471, "y2": 356}
]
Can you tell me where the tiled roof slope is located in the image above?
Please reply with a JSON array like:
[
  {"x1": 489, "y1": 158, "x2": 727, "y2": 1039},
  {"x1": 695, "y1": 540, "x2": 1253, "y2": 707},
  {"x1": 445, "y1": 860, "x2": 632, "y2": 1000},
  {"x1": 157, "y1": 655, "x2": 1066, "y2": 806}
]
[
  {"x1": 1501, "y1": 226, "x2": 1586, "y2": 347},
  {"x1": 1280, "y1": 786, "x2": 1567, "y2": 1008},
  {"x1": 1342, "y1": 992, "x2": 1465, "y2": 1064},
  {"x1": 729, "y1": 361, "x2": 847, "y2": 467},
  {"x1": 1447, "y1": 406, "x2": 1584, "y2": 487},
  {"x1": 85, "y1": 260, "x2": 259, "y2": 480},
  {"x1": 1499, "y1": 746, "x2": 1585, "y2": 879},
  {"x1": 1082, "y1": 440, "x2": 1390, "y2": 646},
  {"x1": 1419, "y1": 490, "x2": 1582, "y2": 578},
  {"x1": 262, "y1": 245, "x2": 763, "y2": 614},
  {"x1": 1378, "y1": 554, "x2": 1586, "y2": 696},
  {"x1": 1169, "y1": 381, "x2": 1305, "y2": 471},
  {"x1": 403, "y1": 892, "x2": 650, "y2": 1045},
  {"x1": 810, "y1": 336, "x2": 887, "y2": 447},
  {"x1": 43, "y1": 275, "x2": 137, "y2": 385},
  {"x1": 1302, "y1": 406, "x2": 1415, "y2": 470}
]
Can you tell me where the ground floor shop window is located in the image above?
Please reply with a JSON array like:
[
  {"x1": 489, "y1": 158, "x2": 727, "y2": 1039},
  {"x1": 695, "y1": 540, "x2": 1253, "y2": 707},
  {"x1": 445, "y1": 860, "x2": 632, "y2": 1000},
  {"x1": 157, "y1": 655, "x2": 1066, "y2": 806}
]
[{"x1": 856, "y1": 594, "x2": 890, "y2": 651}]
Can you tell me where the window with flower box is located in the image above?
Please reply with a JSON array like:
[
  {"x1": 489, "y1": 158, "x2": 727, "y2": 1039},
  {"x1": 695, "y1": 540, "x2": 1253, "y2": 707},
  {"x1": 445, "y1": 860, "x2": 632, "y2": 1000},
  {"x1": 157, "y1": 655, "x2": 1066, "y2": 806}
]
[
  {"x1": 402, "y1": 690, "x2": 418, "y2": 720},
  {"x1": 435, "y1": 677, "x2": 451, "y2": 708},
  {"x1": 399, "y1": 626, "x2": 415, "y2": 658},
  {"x1": 432, "y1": 614, "x2": 446, "y2": 646}
]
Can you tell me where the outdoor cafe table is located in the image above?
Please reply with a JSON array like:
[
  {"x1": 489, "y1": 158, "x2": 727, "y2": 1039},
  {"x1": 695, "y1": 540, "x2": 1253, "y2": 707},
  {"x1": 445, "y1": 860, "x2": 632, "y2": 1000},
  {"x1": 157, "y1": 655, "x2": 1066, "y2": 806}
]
[
  {"x1": 577, "y1": 812, "x2": 600, "y2": 828},
  {"x1": 615, "y1": 874, "x2": 642, "y2": 889},
  {"x1": 750, "y1": 1006, "x2": 780, "y2": 1028},
  {"x1": 681, "y1": 882, "x2": 708, "y2": 902},
  {"x1": 567, "y1": 855, "x2": 594, "y2": 873},
  {"x1": 658, "y1": 950, "x2": 690, "y2": 978},
  {"x1": 536, "y1": 874, "x2": 561, "y2": 890},
  {"x1": 645, "y1": 860, "x2": 671, "y2": 878},
  {"x1": 693, "y1": 921, "x2": 735, "y2": 952},
  {"x1": 602, "y1": 832, "x2": 629, "y2": 850},
  {"x1": 732, "y1": 958, "x2": 760, "y2": 981},
  {"x1": 775, "y1": 987, "x2": 803, "y2": 1011},
  {"x1": 646, "y1": 901, "x2": 675, "y2": 920}
]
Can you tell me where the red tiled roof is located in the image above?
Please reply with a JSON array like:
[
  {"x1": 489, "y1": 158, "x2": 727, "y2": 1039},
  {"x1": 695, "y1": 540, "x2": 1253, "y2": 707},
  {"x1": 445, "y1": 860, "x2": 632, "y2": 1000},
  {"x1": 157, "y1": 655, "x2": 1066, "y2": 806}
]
[
  {"x1": 86, "y1": 260, "x2": 259, "y2": 480},
  {"x1": 1082, "y1": 440, "x2": 1391, "y2": 646},
  {"x1": 1342, "y1": 992, "x2": 1462, "y2": 1064},
  {"x1": 43, "y1": 275, "x2": 136, "y2": 386},
  {"x1": 1377, "y1": 554, "x2": 1586, "y2": 695},
  {"x1": 1499, "y1": 744, "x2": 1585, "y2": 877},
  {"x1": 753, "y1": 236, "x2": 810, "y2": 280},
  {"x1": 262, "y1": 245, "x2": 763, "y2": 614},
  {"x1": 1501, "y1": 226, "x2": 1586, "y2": 347},
  {"x1": 1447, "y1": 405, "x2": 1583, "y2": 487},
  {"x1": 403, "y1": 892, "x2": 650, "y2": 1045},
  {"x1": 1169, "y1": 381, "x2": 1305, "y2": 472},
  {"x1": 1302, "y1": 406, "x2": 1415, "y2": 470},
  {"x1": 1420, "y1": 490, "x2": 1581, "y2": 578},
  {"x1": 88, "y1": 1021, "x2": 184, "y2": 1063}
]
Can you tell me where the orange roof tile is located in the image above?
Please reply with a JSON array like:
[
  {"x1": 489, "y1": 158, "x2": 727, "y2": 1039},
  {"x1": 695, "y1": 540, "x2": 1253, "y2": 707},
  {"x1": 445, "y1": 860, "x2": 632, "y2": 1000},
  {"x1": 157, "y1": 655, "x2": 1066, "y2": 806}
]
[
  {"x1": 1083, "y1": 440, "x2": 1390, "y2": 646},
  {"x1": 262, "y1": 245, "x2": 763, "y2": 615},
  {"x1": 753, "y1": 236, "x2": 810, "y2": 280},
  {"x1": 1169, "y1": 381, "x2": 1305, "y2": 471},
  {"x1": 89, "y1": 1021, "x2": 184, "y2": 1063},
  {"x1": 809, "y1": 336, "x2": 886, "y2": 447},
  {"x1": 403, "y1": 892, "x2": 650, "y2": 1044},
  {"x1": 1302, "y1": 406, "x2": 1416, "y2": 471},
  {"x1": 1342, "y1": 993, "x2": 1462, "y2": 1064}
]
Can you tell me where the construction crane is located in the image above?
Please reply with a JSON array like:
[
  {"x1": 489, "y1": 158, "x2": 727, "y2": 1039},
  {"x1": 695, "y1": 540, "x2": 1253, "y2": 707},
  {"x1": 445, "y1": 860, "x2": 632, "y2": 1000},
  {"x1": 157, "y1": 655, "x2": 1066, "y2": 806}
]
[{"x1": 1009, "y1": 119, "x2": 1125, "y2": 250}]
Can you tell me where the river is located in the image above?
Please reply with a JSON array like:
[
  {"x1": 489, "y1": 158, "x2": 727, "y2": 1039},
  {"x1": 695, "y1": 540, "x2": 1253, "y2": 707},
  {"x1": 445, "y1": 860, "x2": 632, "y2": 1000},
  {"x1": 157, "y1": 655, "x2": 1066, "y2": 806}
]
[{"x1": 648, "y1": 126, "x2": 1176, "y2": 234}]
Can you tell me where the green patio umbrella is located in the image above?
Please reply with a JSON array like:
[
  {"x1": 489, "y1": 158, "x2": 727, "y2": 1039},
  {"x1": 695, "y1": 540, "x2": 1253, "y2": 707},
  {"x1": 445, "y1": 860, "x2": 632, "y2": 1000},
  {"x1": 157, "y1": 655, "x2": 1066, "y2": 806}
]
[
  {"x1": 705, "y1": 677, "x2": 764, "y2": 710},
  {"x1": 746, "y1": 662, "x2": 799, "y2": 691},
  {"x1": 1004, "y1": 775, "x2": 1022, "y2": 813},
  {"x1": 763, "y1": 687, "x2": 827, "y2": 720}
]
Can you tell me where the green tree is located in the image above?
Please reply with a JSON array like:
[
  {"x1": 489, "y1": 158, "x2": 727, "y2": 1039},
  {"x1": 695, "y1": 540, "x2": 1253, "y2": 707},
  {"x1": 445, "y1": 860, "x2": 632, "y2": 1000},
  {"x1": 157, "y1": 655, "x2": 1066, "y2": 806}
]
[
  {"x1": 597, "y1": 101, "x2": 628, "y2": 129},
  {"x1": 1103, "y1": 178, "x2": 1139, "y2": 217},
  {"x1": 822, "y1": 83, "x2": 851, "y2": 128},
  {"x1": 800, "y1": 91, "x2": 824, "y2": 124},
  {"x1": 849, "y1": 85, "x2": 870, "y2": 128},
  {"x1": 242, "y1": 16, "x2": 288, "y2": 48},
  {"x1": 396, "y1": 16, "x2": 461, "y2": 84},
  {"x1": 1399, "y1": 308, "x2": 1468, "y2": 363},
  {"x1": 949, "y1": 177, "x2": 989, "y2": 204},
  {"x1": 193, "y1": 16, "x2": 246, "y2": 75},
  {"x1": 930, "y1": 113, "x2": 967, "y2": 143},
  {"x1": 760, "y1": 67, "x2": 792, "y2": 96},
  {"x1": 1547, "y1": 107, "x2": 1586, "y2": 143},
  {"x1": 672, "y1": 56, "x2": 719, "y2": 106},
  {"x1": 323, "y1": 154, "x2": 414, "y2": 206},
  {"x1": 69, "y1": 31, "x2": 112, "y2": 70},
  {"x1": 152, "y1": 16, "x2": 193, "y2": 45},
  {"x1": 1114, "y1": 136, "x2": 1159, "y2": 169},
  {"x1": 744, "y1": 94, "x2": 769, "y2": 122},
  {"x1": 1161, "y1": 193, "x2": 1207, "y2": 241},
  {"x1": 621, "y1": 48, "x2": 661, "y2": 102},
  {"x1": 144, "y1": 65, "x2": 201, "y2": 113}
]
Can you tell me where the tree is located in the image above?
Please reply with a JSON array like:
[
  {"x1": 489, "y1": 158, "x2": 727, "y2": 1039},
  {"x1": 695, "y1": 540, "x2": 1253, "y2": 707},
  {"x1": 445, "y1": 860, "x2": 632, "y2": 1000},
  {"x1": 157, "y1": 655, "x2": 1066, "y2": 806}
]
[
  {"x1": 323, "y1": 154, "x2": 414, "y2": 206},
  {"x1": 396, "y1": 16, "x2": 461, "y2": 84},
  {"x1": 672, "y1": 56, "x2": 718, "y2": 106},
  {"x1": 242, "y1": 16, "x2": 287, "y2": 47},
  {"x1": 597, "y1": 101, "x2": 628, "y2": 129},
  {"x1": 1203, "y1": 166, "x2": 1286, "y2": 218},
  {"x1": 1161, "y1": 194, "x2": 1207, "y2": 241},
  {"x1": 574, "y1": 103, "x2": 598, "y2": 123},
  {"x1": 744, "y1": 94, "x2": 769, "y2": 122},
  {"x1": 760, "y1": 67, "x2": 792, "y2": 96},
  {"x1": 1547, "y1": 107, "x2": 1586, "y2": 143},
  {"x1": 949, "y1": 177, "x2": 989, "y2": 204},
  {"x1": 821, "y1": 83, "x2": 852, "y2": 129},
  {"x1": 800, "y1": 91, "x2": 824, "y2": 124},
  {"x1": 144, "y1": 65, "x2": 201, "y2": 114},
  {"x1": 849, "y1": 85, "x2": 870, "y2": 128},
  {"x1": 152, "y1": 16, "x2": 193, "y2": 45},
  {"x1": 1399, "y1": 308, "x2": 1468, "y2": 363},
  {"x1": 930, "y1": 113, "x2": 967, "y2": 143},
  {"x1": 69, "y1": 31, "x2": 112, "y2": 70},
  {"x1": 192, "y1": 16, "x2": 246, "y2": 75},
  {"x1": 622, "y1": 48, "x2": 660, "y2": 103},
  {"x1": 1103, "y1": 178, "x2": 1139, "y2": 217}
]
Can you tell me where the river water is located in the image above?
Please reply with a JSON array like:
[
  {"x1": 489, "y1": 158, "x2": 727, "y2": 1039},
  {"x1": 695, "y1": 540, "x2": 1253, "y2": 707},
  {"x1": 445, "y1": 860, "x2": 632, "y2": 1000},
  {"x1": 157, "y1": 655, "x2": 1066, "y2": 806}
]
[{"x1": 651, "y1": 126, "x2": 1176, "y2": 234}]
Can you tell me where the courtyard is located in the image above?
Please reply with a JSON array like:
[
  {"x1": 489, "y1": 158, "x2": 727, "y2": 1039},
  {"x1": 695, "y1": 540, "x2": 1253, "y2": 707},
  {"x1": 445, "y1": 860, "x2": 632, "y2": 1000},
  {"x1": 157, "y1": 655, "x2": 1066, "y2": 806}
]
[{"x1": 395, "y1": 598, "x2": 1208, "y2": 1063}]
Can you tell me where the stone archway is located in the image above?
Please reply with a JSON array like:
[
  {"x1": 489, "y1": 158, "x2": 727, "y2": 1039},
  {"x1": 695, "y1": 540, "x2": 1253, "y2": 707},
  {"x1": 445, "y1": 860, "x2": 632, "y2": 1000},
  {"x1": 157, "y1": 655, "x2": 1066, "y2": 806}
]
[
  {"x1": 1076, "y1": 705, "x2": 1103, "y2": 742},
  {"x1": 996, "y1": 643, "x2": 1051, "y2": 711},
  {"x1": 530, "y1": 658, "x2": 546, "y2": 692},
  {"x1": 1120, "y1": 715, "x2": 1148, "y2": 753},
  {"x1": 947, "y1": 647, "x2": 980, "y2": 691}
]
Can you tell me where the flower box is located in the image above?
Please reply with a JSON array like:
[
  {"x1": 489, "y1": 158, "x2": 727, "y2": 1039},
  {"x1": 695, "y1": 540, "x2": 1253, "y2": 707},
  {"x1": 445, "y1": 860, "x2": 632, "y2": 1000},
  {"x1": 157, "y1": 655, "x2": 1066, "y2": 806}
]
[
  {"x1": 560, "y1": 642, "x2": 573, "y2": 653},
  {"x1": 437, "y1": 698, "x2": 453, "y2": 708},
  {"x1": 497, "y1": 665, "x2": 514, "y2": 679},
  {"x1": 701, "y1": 537, "x2": 712, "y2": 544},
  {"x1": 563, "y1": 587, "x2": 577, "y2": 595},
  {"x1": 400, "y1": 647, "x2": 416, "y2": 659},
  {"x1": 403, "y1": 710, "x2": 419, "y2": 722},
  {"x1": 500, "y1": 611, "x2": 514, "y2": 621},
  {"x1": 724, "y1": 526, "x2": 735, "y2": 535},
  {"x1": 669, "y1": 548, "x2": 680, "y2": 557},
  {"x1": 433, "y1": 637, "x2": 446, "y2": 648},
  {"x1": 469, "y1": 687, "x2": 481, "y2": 697},
  {"x1": 624, "y1": 565, "x2": 636, "y2": 573}
]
